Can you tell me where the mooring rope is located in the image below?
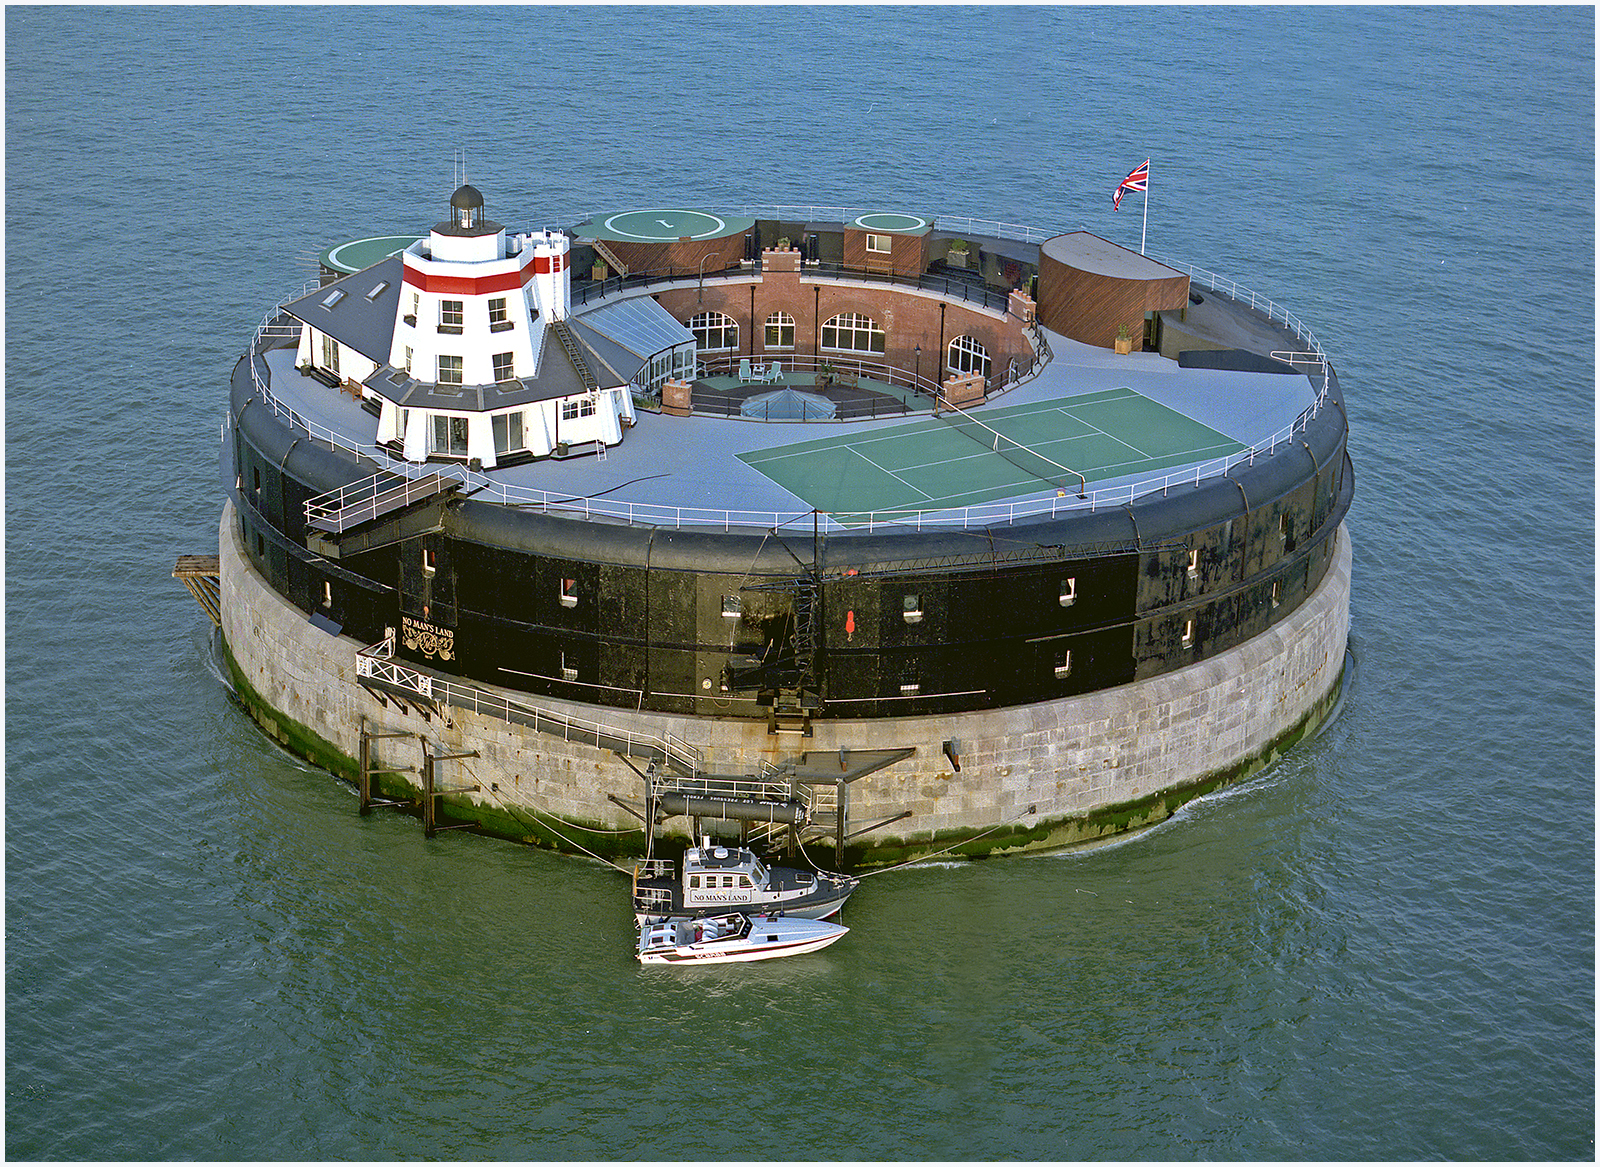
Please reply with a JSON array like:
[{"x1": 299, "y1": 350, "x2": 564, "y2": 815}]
[{"x1": 797, "y1": 801, "x2": 1038, "y2": 880}]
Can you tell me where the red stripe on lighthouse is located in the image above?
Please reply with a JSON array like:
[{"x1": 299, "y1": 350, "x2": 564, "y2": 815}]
[{"x1": 401, "y1": 260, "x2": 538, "y2": 295}]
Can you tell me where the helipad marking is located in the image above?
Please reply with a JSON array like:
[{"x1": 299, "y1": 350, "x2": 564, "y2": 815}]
[
  {"x1": 852, "y1": 213, "x2": 929, "y2": 233},
  {"x1": 324, "y1": 235, "x2": 419, "y2": 272},
  {"x1": 601, "y1": 209, "x2": 730, "y2": 241}
]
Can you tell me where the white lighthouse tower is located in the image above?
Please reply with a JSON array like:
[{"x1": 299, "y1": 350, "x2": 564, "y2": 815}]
[
  {"x1": 388, "y1": 184, "x2": 544, "y2": 396},
  {"x1": 354, "y1": 185, "x2": 629, "y2": 468}
]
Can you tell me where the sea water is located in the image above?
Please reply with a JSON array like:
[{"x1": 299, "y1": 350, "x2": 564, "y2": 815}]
[{"x1": 6, "y1": 7, "x2": 1593, "y2": 1159}]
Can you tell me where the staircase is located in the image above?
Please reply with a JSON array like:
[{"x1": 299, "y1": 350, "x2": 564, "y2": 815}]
[
  {"x1": 550, "y1": 318, "x2": 600, "y2": 392},
  {"x1": 590, "y1": 238, "x2": 629, "y2": 277}
]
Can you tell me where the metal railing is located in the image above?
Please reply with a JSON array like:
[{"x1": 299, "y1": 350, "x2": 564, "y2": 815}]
[
  {"x1": 652, "y1": 773, "x2": 801, "y2": 806},
  {"x1": 304, "y1": 470, "x2": 454, "y2": 532},
  {"x1": 1147, "y1": 251, "x2": 1328, "y2": 365},
  {"x1": 245, "y1": 247, "x2": 1330, "y2": 534},
  {"x1": 355, "y1": 639, "x2": 702, "y2": 775},
  {"x1": 573, "y1": 258, "x2": 1012, "y2": 314}
]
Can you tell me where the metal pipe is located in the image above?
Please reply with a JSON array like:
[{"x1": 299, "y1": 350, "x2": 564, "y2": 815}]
[{"x1": 657, "y1": 793, "x2": 805, "y2": 825}]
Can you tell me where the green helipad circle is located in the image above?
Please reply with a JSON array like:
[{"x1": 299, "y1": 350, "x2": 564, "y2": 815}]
[
  {"x1": 600, "y1": 209, "x2": 733, "y2": 241},
  {"x1": 852, "y1": 212, "x2": 930, "y2": 234},
  {"x1": 321, "y1": 235, "x2": 422, "y2": 274}
]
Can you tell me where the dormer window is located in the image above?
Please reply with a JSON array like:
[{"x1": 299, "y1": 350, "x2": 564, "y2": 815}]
[
  {"x1": 488, "y1": 297, "x2": 512, "y2": 332},
  {"x1": 492, "y1": 352, "x2": 515, "y2": 383},
  {"x1": 439, "y1": 300, "x2": 464, "y2": 334},
  {"x1": 437, "y1": 355, "x2": 463, "y2": 384}
]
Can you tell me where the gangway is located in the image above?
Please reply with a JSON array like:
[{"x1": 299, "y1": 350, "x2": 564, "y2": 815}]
[{"x1": 305, "y1": 471, "x2": 459, "y2": 535}]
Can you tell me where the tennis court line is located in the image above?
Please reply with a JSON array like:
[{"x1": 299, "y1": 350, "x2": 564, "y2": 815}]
[
  {"x1": 1054, "y1": 407, "x2": 1152, "y2": 460},
  {"x1": 850, "y1": 446, "x2": 935, "y2": 501}
]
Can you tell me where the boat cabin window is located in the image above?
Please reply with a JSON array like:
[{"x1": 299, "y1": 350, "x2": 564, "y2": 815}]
[
  {"x1": 689, "y1": 875, "x2": 700, "y2": 889},
  {"x1": 739, "y1": 876, "x2": 753, "y2": 889}
]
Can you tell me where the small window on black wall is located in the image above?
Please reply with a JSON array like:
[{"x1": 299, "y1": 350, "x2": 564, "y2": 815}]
[
  {"x1": 560, "y1": 577, "x2": 578, "y2": 607},
  {"x1": 1059, "y1": 577, "x2": 1076, "y2": 606},
  {"x1": 902, "y1": 594, "x2": 923, "y2": 624}
]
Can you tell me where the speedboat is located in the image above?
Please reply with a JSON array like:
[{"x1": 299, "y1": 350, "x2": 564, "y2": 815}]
[
  {"x1": 632, "y1": 840, "x2": 857, "y2": 923},
  {"x1": 636, "y1": 912, "x2": 848, "y2": 965}
]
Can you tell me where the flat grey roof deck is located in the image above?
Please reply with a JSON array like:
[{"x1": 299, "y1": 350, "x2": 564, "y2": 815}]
[{"x1": 259, "y1": 312, "x2": 1316, "y2": 530}]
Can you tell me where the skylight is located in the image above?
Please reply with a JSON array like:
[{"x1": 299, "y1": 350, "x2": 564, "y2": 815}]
[
  {"x1": 365, "y1": 281, "x2": 389, "y2": 301},
  {"x1": 321, "y1": 289, "x2": 346, "y2": 308}
]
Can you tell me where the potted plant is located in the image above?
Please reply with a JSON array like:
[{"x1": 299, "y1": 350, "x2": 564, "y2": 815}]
[
  {"x1": 592, "y1": 258, "x2": 608, "y2": 280},
  {"x1": 776, "y1": 236, "x2": 791, "y2": 251},
  {"x1": 947, "y1": 239, "x2": 971, "y2": 269},
  {"x1": 817, "y1": 360, "x2": 836, "y2": 387},
  {"x1": 1114, "y1": 323, "x2": 1134, "y2": 355}
]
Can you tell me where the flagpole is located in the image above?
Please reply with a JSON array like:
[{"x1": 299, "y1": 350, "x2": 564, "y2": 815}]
[{"x1": 1141, "y1": 166, "x2": 1149, "y2": 255}]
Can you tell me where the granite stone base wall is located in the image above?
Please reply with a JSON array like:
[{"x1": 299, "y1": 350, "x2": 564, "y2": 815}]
[{"x1": 218, "y1": 503, "x2": 1352, "y2": 863}]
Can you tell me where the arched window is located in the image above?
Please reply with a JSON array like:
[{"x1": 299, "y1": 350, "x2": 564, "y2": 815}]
[
  {"x1": 688, "y1": 311, "x2": 737, "y2": 352},
  {"x1": 947, "y1": 335, "x2": 991, "y2": 377},
  {"x1": 821, "y1": 312, "x2": 885, "y2": 354},
  {"x1": 765, "y1": 310, "x2": 795, "y2": 350}
]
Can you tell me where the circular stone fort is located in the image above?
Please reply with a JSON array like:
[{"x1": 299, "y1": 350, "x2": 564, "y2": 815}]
[{"x1": 209, "y1": 185, "x2": 1352, "y2": 866}]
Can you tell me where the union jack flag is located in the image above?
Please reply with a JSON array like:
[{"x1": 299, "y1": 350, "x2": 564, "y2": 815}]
[{"x1": 1113, "y1": 159, "x2": 1149, "y2": 210}]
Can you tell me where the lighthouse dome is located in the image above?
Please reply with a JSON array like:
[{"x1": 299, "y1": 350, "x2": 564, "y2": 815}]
[{"x1": 450, "y1": 183, "x2": 484, "y2": 211}]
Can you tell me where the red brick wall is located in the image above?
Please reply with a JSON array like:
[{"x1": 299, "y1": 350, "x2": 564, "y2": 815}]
[{"x1": 655, "y1": 274, "x2": 1030, "y2": 384}]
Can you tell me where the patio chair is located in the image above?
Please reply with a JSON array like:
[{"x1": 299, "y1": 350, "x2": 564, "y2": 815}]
[{"x1": 764, "y1": 361, "x2": 783, "y2": 383}]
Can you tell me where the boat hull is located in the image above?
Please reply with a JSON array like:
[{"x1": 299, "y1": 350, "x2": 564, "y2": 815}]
[
  {"x1": 633, "y1": 883, "x2": 853, "y2": 925},
  {"x1": 636, "y1": 916, "x2": 847, "y2": 964}
]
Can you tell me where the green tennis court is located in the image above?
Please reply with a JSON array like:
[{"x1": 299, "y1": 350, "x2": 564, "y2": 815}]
[{"x1": 736, "y1": 388, "x2": 1245, "y2": 517}]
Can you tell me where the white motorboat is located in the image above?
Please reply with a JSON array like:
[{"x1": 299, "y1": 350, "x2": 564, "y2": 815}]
[
  {"x1": 636, "y1": 912, "x2": 848, "y2": 965},
  {"x1": 632, "y1": 840, "x2": 857, "y2": 923}
]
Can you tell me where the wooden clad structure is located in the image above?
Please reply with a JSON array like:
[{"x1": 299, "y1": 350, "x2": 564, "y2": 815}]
[
  {"x1": 1037, "y1": 231, "x2": 1189, "y2": 350},
  {"x1": 597, "y1": 235, "x2": 734, "y2": 279}
]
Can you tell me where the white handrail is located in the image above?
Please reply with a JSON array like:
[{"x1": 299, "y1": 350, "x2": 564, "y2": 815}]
[
  {"x1": 355, "y1": 643, "x2": 702, "y2": 774},
  {"x1": 248, "y1": 261, "x2": 1335, "y2": 534}
]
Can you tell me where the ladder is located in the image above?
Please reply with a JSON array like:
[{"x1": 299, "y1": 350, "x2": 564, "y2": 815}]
[{"x1": 550, "y1": 318, "x2": 600, "y2": 393}]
